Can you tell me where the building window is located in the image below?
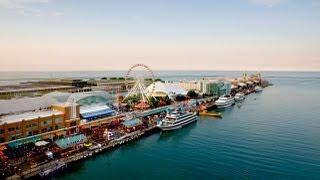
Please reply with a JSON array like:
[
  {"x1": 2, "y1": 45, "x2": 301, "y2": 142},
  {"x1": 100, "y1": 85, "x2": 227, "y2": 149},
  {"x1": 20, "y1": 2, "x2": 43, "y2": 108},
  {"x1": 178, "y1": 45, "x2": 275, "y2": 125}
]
[
  {"x1": 55, "y1": 117, "x2": 64, "y2": 123},
  {"x1": 41, "y1": 120, "x2": 52, "y2": 127},
  {"x1": 0, "y1": 129, "x2": 4, "y2": 134},
  {"x1": 0, "y1": 137, "x2": 4, "y2": 143},
  {"x1": 26, "y1": 123, "x2": 37, "y2": 129}
]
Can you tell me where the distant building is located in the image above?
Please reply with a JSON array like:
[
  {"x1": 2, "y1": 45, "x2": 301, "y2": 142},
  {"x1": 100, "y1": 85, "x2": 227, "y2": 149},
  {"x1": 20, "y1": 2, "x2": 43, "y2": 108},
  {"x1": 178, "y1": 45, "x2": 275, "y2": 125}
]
[
  {"x1": 200, "y1": 80, "x2": 231, "y2": 96},
  {"x1": 178, "y1": 81, "x2": 201, "y2": 92}
]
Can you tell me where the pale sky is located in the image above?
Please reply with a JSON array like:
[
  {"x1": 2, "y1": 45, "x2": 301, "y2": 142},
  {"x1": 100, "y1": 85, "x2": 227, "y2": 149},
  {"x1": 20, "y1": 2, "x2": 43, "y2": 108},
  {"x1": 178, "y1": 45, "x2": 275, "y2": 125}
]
[{"x1": 0, "y1": 0, "x2": 320, "y2": 71}]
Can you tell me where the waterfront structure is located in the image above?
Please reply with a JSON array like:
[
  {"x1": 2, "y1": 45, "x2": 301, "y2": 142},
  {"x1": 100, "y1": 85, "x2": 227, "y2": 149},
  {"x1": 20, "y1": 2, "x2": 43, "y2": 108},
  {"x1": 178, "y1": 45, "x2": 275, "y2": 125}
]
[
  {"x1": 0, "y1": 79, "x2": 95, "y2": 100},
  {"x1": 0, "y1": 91, "x2": 116, "y2": 143},
  {"x1": 36, "y1": 79, "x2": 89, "y2": 88},
  {"x1": 178, "y1": 81, "x2": 201, "y2": 92},
  {"x1": 200, "y1": 79, "x2": 231, "y2": 96},
  {"x1": 0, "y1": 103, "x2": 80, "y2": 143},
  {"x1": 90, "y1": 79, "x2": 135, "y2": 94},
  {"x1": 122, "y1": 118, "x2": 143, "y2": 133}
]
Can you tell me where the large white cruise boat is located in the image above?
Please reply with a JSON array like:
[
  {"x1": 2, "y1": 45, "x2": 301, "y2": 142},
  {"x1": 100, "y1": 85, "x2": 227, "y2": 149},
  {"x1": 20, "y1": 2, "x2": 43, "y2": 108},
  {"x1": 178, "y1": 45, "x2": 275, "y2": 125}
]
[
  {"x1": 254, "y1": 86, "x2": 263, "y2": 92},
  {"x1": 234, "y1": 92, "x2": 245, "y2": 101},
  {"x1": 215, "y1": 95, "x2": 235, "y2": 108},
  {"x1": 157, "y1": 109, "x2": 198, "y2": 131}
]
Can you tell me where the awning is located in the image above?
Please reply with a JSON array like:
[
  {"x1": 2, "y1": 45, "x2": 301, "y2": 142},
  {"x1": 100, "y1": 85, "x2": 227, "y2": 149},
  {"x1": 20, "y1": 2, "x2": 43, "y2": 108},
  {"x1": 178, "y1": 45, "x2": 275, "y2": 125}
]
[
  {"x1": 122, "y1": 118, "x2": 142, "y2": 128},
  {"x1": 55, "y1": 134, "x2": 86, "y2": 149},
  {"x1": 8, "y1": 136, "x2": 42, "y2": 149},
  {"x1": 80, "y1": 105, "x2": 115, "y2": 119}
]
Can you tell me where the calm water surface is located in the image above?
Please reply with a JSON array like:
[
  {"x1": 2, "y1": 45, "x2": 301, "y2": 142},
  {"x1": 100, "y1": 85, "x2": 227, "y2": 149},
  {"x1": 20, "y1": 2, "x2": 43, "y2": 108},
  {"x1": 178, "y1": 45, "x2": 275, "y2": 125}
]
[{"x1": 46, "y1": 72, "x2": 320, "y2": 179}]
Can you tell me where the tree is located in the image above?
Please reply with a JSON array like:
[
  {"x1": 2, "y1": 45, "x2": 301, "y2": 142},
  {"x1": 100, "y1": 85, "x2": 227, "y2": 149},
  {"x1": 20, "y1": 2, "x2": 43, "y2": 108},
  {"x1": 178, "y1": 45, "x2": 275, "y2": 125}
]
[
  {"x1": 155, "y1": 78, "x2": 165, "y2": 83},
  {"x1": 187, "y1": 90, "x2": 198, "y2": 99},
  {"x1": 149, "y1": 97, "x2": 159, "y2": 108},
  {"x1": 175, "y1": 95, "x2": 186, "y2": 101}
]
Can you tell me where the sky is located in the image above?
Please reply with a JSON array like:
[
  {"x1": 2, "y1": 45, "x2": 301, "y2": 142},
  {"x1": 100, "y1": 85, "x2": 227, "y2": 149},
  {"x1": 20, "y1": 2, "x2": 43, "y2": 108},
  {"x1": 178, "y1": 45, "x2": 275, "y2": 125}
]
[{"x1": 0, "y1": 0, "x2": 320, "y2": 71}]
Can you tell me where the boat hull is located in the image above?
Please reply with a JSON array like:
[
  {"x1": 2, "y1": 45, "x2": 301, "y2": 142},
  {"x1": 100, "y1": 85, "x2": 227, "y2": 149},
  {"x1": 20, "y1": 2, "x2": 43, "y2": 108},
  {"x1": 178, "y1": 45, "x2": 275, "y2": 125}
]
[
  {"x1": 157, "y1": 116, "x2": 198, "y2": 131},
  {"x1": 235, "y1": 97, "x2": 245, "y2": 102},
  {"x1": 216, "y1": 101, "x2": 235, "y2": 108}
]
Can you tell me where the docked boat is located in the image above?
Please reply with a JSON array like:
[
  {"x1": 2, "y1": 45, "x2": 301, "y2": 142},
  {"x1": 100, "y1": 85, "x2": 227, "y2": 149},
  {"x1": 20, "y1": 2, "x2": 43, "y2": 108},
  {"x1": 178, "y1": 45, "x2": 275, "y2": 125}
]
[
  {"x1": 234, "y1": 92, "x2": 245, "y2": 101},
  {"x1": 199, "y1": 110, "x2": 222, "y2": 118},
  {"x1": 254, "y1": 86, "x2": 263, "y2": 92},
  {"x1": 157, "y1": 109, "x2": 198, "y2": 131},
  {"x1": 215, "y1": 95, "x2": 235, "y2": 108}
]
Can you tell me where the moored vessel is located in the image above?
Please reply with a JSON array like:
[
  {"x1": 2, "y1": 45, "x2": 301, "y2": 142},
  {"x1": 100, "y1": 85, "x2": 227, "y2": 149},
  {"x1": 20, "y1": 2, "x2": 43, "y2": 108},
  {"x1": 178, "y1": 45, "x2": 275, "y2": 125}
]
[
  {"x1": 254, "y1": 86, "x2": 263, "y2": 92},
  {"x1": 215, "y1": 95, "x2": 235, "y2": 108},
  {"x1": 157, "y1": 108, "x2": 198, "y2": 131},
  {"x1": 234, "y1": 92, "x2": 245, "y2": 101}
]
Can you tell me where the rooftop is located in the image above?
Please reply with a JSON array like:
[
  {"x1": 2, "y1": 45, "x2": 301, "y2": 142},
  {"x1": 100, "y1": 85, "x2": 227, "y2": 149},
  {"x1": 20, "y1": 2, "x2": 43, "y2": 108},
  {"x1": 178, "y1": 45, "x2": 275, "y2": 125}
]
[
  {"x1": 80, "y1": 104, "x2": 112, "y2": 114},
  {"x1": 0, "y1": 110, "x2": 64, "y2": 125}
]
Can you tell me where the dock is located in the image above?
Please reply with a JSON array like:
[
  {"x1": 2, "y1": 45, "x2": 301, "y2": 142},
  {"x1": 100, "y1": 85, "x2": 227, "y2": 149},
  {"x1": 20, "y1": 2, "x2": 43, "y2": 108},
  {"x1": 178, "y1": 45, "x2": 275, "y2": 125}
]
[{"x1": 8, "y1": 126, "x2": 159, "y2": 179}]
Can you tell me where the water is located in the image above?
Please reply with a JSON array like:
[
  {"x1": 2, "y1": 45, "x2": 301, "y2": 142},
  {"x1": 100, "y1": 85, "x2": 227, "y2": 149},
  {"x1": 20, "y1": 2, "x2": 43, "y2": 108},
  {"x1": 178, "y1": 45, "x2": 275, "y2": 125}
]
[{"x1": 2, "y1": 71, "x2": 320, "y2": 179}]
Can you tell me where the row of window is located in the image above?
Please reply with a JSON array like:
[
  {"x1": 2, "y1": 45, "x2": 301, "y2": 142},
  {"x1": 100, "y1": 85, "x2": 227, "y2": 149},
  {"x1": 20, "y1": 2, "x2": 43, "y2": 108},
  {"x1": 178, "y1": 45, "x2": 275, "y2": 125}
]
[{"x1": 3, "y1": 118, "x2": 65, "y2": 133}]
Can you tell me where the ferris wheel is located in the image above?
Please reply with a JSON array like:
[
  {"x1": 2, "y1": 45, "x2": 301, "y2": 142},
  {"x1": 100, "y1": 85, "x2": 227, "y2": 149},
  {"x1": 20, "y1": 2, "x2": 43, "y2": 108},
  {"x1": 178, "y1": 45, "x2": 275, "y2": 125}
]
[{"x1": 124, "y1": 64, "x2": 155, "y2": 102}]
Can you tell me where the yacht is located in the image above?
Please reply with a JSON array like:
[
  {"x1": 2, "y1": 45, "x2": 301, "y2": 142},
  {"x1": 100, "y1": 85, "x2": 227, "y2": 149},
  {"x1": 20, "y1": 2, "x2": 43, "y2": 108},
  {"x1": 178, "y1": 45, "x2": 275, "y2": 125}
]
[
  {"x1": 157, "y1": 109, "x2": 198, "y2": 131},
  {"x1": 254, "y1": 86, "x2": 263, "y2": 92},
  {"x1": 234, "y1": 92, "x2": 245, "y2": 101},
  {"x1": 215, "y1": 95, "x2": 235, "y2": 108}
]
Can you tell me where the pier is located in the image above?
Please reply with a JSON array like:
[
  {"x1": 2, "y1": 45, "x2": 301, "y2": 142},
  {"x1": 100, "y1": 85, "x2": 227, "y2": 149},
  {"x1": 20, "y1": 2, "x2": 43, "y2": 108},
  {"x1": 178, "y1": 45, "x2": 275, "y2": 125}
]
[
  {"x1": 18, "y1": 126, "x2": 158, "y2": 179},
  {"x1": 0, "y1": 73, "x2": 270, "y2": 180}
]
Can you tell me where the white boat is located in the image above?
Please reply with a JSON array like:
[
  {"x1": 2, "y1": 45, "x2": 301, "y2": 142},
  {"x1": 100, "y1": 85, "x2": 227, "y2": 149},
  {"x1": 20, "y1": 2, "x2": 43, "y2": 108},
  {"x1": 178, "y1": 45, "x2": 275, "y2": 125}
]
[
  {"x1": 234, "y1": 92, "x2": 245, "y2": 101},
  {"x1": 254, "y1": 86, "x2": 263, "y2": 92},
  {"x1": 215, "y1": 95, "x2": 235, "y2": 108},
  {"x1": 157, "y1": 109, "x2": 198, "y2": 131}
]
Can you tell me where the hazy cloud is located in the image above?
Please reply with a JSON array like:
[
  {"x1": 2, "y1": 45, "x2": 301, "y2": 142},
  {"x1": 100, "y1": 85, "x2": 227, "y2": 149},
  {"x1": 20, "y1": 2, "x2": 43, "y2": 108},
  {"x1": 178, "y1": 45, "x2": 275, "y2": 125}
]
[{"x1": 0, "y1": 0, "x2": 62, "y2": 16}]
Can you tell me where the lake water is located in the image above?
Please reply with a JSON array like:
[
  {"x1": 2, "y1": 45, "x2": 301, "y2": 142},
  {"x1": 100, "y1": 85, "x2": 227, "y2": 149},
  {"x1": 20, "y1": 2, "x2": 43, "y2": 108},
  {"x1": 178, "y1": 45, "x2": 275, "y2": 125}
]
[{"x1": 2, "y1": 71, "x2": 320, "y2": 179}]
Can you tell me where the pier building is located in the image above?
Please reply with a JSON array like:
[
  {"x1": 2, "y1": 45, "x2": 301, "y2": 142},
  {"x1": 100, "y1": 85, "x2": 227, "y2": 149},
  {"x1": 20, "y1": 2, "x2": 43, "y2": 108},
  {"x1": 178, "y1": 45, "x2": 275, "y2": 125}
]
[{"x1": 0, "y1": 91, "x2": 116, "y2": 143}]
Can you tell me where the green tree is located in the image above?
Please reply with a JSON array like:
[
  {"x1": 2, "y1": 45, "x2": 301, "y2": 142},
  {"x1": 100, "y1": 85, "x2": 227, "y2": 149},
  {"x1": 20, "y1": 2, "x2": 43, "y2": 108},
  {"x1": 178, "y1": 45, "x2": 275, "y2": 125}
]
[{"x1": 187, "y1": 90, "x2": 199, "y2": 99}]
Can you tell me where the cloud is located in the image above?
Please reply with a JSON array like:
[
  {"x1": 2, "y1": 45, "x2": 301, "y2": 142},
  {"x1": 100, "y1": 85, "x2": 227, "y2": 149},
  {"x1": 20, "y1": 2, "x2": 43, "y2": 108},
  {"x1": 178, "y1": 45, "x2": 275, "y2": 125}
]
[
  {"x1": 0, "y1": 0, "x2": 62, "y2": 16},
  {"x1": 250, "y1": 0, "x2": 284, "y2": 7}
]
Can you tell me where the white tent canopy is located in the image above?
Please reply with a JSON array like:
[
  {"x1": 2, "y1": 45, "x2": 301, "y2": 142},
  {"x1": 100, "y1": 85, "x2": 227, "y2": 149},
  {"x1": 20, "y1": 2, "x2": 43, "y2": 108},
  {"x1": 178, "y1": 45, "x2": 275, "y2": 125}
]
[{"x1": 146, "y1": 82, "x2": 187, "y2": 98}]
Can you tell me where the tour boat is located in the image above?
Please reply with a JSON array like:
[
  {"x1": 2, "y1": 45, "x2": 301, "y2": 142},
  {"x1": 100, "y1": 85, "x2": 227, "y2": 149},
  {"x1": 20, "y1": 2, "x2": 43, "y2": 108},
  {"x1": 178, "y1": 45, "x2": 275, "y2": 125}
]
[
  {"x1": 234, "y1": 92, "x2": 245, "y2": 101},
  {"x1": 254, "y1": 86, "x2": 263, "y2": 92},
  {"x1": 157, "y1": 109, "x2": 198, "y2": 131},
  {"x1": 215, "y1": 95, "x2": 235, "y2": 108}
]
